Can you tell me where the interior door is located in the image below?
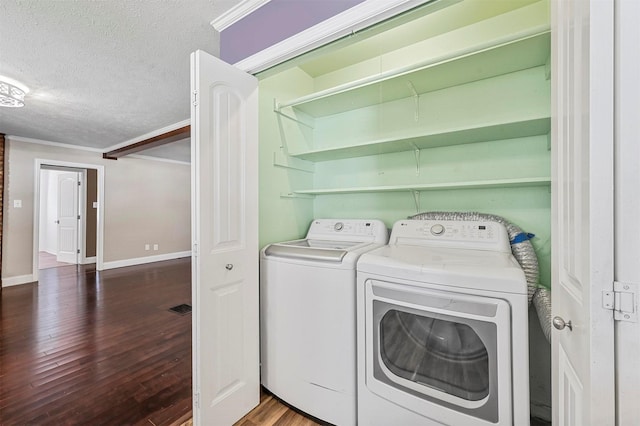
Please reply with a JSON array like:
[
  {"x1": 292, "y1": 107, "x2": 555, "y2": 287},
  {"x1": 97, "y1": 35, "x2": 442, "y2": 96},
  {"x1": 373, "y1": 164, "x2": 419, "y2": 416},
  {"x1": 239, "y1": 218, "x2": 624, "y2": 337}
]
[
  {"x1": 551, "y1": 0, "x2": 615, "y2": 424},
  {"x1": 190, "y1": 49, "x2": 259, "y2": 425},
  {"x1": 56, "y1": 172, "x2": 79, "y2": 264}
]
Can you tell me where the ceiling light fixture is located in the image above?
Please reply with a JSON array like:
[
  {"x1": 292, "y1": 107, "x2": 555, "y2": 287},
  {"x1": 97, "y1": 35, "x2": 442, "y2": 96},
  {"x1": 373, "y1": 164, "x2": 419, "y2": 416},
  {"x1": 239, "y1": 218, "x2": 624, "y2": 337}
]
[{"x1": 0, "y1": 76, "x2": 29, "y2": 108}]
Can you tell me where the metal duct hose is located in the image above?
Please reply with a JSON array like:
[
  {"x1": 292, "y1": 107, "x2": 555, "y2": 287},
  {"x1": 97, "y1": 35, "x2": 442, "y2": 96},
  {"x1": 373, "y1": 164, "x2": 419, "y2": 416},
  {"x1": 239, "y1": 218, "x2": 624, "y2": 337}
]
[
  {"x1": 409, "y1": 211, "x2": 552, "y2": 343},
  {"x1": 532, "y1": 287, "x2": 552, "y2": 342}
]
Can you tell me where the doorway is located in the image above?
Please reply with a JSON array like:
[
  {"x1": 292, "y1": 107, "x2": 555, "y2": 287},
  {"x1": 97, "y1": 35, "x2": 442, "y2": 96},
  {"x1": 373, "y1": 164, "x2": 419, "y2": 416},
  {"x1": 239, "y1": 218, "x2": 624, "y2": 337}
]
[
  {"x1": 38, "y1": 167, "x2": 89, "y2": 269},
  {"x1": 33, "y1": 159, "x2": 105, "y2": 281}
]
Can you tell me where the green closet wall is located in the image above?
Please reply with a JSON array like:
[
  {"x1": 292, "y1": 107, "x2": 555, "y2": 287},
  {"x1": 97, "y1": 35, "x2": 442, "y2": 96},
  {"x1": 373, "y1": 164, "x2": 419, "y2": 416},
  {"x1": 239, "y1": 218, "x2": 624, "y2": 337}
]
[
  {"x1": 258, "y1": 66, "x2": 316, "y2": 248},
  {"x1": 258, "y1": 0, "x2": 551, "y2": 287}
]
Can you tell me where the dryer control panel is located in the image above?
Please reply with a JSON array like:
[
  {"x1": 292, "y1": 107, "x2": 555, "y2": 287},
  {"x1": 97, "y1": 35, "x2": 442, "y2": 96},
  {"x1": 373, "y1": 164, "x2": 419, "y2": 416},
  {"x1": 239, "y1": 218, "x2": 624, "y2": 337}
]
[
  {"x1": 390, "y1": 220, "x2": 512, "y2": 252},
  {"x1": 307, "y1": 219, "x2": 388, "y2": 243}
]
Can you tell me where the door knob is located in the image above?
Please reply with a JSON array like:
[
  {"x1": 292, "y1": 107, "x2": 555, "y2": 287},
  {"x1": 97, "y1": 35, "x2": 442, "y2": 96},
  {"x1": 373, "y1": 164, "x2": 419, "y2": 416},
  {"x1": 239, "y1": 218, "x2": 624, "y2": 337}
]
[
  {"x1": 553, "y1": 316, "x2": 573, "y2": 331},
  {"x1": 225, "y1": 264, "x2": 233, "y2": 270},
  {"x1": 55, "y1": 220, "x2": 60, "y2": 224}
]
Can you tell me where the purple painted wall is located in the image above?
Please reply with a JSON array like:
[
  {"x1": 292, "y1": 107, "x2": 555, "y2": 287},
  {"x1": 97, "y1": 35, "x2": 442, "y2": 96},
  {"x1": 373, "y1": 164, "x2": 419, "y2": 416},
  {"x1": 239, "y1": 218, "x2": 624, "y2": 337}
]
[{"x1": 220, "y1": 0, "x2": 365, "y2": 64}]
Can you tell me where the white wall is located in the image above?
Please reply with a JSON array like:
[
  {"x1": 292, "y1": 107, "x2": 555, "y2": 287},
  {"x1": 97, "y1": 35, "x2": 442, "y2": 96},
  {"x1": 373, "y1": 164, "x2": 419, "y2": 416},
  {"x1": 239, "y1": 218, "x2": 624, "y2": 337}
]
[{"x1": 2, "y1": 138, "x2": 191, "y2": 285}]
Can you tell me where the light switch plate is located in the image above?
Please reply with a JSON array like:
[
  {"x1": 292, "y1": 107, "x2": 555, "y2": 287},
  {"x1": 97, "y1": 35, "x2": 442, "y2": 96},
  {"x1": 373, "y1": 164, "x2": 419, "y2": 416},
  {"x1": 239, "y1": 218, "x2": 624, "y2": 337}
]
[
  {"x1": 14, "y1": 200, "x2": 22, "y2": 208},
  {"x1": 93, "y1": 202, "x2": 98, "y2": 208}
]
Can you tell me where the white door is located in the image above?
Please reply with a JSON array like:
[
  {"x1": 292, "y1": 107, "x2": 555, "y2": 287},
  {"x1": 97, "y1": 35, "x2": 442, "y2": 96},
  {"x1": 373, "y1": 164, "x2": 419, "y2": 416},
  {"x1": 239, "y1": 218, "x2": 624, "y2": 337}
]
[
  {"x1": 56, "y1": 172, "x2": 79, "y2": 264},
  {"x1": 551, "y1": 0, "x2": 615, "y2": 424},
  {"x1": 190, "y1": 50, "x2": 259, "y2": 425}
]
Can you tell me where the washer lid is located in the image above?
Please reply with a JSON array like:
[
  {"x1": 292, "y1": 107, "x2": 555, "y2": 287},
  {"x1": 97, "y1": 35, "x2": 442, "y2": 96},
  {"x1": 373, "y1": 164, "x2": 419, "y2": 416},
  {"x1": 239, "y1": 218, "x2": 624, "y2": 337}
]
[
  {"x1": 264, "y1": 239, "x2": 366, "y2": 262},
  {"x1": 357, "y1": 245, "x2": 527, "y2": 294}
]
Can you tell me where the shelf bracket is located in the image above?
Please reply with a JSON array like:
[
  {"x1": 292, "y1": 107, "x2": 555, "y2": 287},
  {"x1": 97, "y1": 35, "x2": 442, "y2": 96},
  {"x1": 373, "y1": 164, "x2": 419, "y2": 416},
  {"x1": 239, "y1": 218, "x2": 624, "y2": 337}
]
[
  {"x1": 273, "y1": 151, "x2": 315, "y2": 173},
  {"x1": 280, "y1": 192, "x2": 315, "y2": 199},
  {"x1": 273, "y1": 98, "x2": 315, "y2": 129},
  {"x1": 407, "y1": 81, "x2": 420, "y2": 122},
  {"x1": 411, "y1": 144, "x2": 421, "y2": 176},
  {"x1": 412, "y1": 190, "x2": 421, "y2": 213},
  {"x1": 545, "y1": 53, "x2": 552, "y2": 81}
]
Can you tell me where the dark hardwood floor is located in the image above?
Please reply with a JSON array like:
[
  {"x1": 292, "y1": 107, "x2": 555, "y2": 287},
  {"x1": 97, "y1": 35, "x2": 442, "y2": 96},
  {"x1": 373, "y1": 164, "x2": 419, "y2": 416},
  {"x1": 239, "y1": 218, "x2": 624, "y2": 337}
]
[{"x1": 0, "y1": 258, "x2": 192, "y2": 425}]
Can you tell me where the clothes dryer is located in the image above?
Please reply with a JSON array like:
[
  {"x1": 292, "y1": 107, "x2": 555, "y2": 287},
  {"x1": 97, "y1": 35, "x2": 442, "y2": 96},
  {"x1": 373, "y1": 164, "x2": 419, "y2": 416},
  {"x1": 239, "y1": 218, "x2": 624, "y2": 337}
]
[
  {"x1": 261, "y1": 219, "x2": 388, "y2": 426},
  {"x1": 357, "y1": 219, "x2": 529, "y2": 425}
]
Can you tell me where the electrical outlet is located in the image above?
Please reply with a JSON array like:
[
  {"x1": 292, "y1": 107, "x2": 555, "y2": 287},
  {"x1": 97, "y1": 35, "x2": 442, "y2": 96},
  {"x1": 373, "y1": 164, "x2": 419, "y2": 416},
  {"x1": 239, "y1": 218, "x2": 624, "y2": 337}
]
[
  {"x1": 145, "y1": 244, "x2": 150, "y2": 251},
  {"x1": 13, "y1": 200, "x2": 22, "y2": 208},
  {"x1": 153, "y1": 244, "x2": 159, "y2": 251}
]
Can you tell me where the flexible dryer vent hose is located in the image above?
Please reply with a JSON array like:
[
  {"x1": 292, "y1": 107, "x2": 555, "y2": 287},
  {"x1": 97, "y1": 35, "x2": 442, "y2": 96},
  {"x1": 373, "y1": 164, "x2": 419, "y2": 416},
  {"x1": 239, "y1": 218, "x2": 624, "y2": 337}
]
[{"x1": 408, "y1": 211, "x2": 552, "y2": 343}]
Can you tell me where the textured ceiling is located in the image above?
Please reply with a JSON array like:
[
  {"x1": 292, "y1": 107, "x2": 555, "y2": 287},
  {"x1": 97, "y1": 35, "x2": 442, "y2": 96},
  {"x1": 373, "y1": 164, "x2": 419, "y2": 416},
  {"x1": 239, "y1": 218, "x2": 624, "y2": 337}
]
[{"x1": 0, "y1": 0, "x2": 241, "y2": 154}]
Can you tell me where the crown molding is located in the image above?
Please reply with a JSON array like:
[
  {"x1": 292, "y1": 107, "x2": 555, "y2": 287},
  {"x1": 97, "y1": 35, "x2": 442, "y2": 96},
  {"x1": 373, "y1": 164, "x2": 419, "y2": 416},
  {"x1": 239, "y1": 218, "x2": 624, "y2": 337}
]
[
  {"x1": 211, "y1": 0, "x2": 271, "y2": 32},
  {"x1": 7, "y1": 119, "x2": 192, "y2": 156},
  {"x1": 7, "y1": 135, "x2": 103, "y2": 153},
  {"x1": 233, "y1": 0, "x2": 456, "y2": 74}
]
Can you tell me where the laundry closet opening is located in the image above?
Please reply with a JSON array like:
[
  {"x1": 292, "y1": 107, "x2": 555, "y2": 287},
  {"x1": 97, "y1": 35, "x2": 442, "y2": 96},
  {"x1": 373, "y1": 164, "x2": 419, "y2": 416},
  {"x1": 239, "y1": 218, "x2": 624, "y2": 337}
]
[{"x1": 256, "y1": 0, "x2": 552, "y2": 421}]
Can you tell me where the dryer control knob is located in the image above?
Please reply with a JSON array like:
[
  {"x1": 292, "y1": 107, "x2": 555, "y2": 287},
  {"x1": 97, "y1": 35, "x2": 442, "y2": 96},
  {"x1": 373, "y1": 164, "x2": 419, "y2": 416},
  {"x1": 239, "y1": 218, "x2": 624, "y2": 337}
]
[
  {"x1": 430, "y1": 224, "x2": 445, "y2": 236},
  {"x1": 334, "y1": 222, "x2": 344, "y2": 231}
]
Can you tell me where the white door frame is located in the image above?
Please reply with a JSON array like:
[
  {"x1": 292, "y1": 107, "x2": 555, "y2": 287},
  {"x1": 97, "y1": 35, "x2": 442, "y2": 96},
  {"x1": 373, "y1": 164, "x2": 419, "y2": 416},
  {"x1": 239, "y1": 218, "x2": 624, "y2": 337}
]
[
  {"x1": 614, "y1": 1, "x2": 640, "y2": 424},
  {"x1": 33, "y1": 159, "x2": 105, "y2": 281},
  {"x1": 79, "y1": 168, "x2": 96, "y2": 265}
]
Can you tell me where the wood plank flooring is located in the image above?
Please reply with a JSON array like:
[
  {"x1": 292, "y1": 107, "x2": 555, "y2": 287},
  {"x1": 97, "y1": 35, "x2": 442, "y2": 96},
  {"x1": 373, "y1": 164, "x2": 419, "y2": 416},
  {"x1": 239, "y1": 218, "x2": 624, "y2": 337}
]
[
  {"x1": 234, "y1": 389, "x2": 321, "y2": 426},
  {"x1": 179, "y1": 388, "x2": 320, "y2": 426},
  {"x1": 0, "y1": 258, "x2": 192, "y2": 425}
]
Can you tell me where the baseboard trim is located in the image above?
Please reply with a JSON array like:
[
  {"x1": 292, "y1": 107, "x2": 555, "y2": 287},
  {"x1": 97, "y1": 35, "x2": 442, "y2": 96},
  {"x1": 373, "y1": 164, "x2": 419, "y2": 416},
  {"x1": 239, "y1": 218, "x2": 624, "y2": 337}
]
[
  {"x1": 530, "y1": 401, "x2": 552, "y2": 422},
  {"x1": 2, "y1": 274, "x2": 37, "y2": 287},
  {"x1": 101, "y1": 251, "x2": 191, "y2": 271},
  {"x1": 82, "y1": 256, "x2": 97, "y2": 265}
]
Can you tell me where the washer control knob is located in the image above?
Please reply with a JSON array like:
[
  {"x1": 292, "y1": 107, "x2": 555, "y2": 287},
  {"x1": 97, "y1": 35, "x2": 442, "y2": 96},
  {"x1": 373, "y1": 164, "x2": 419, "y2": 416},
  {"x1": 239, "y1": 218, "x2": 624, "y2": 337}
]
[
  {"x1": 430, "y1": 224, "x2": 445, "y2": 236},
  {"x1": 334, "y1": 222, "x2": 344, "y2": 231}
]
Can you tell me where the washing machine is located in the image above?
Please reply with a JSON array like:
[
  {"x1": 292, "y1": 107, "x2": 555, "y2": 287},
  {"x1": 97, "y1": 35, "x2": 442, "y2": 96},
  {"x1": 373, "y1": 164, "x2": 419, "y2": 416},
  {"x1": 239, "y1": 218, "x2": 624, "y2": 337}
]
[
  {"x1": 261, "y1": 218, "x2": 388, "y2": 426},
  {"x1": 356, "y1": 219, "x2": 529, "y2": 426}
]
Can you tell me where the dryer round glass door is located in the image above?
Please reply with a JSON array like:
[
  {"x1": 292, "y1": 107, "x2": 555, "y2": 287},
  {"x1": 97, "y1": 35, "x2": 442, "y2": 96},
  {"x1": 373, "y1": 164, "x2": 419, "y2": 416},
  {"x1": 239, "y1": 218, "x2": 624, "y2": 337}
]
[
  {"x1": 363, "y1": 279, "x2": 514, "y2": 425},
  {"x1": 379, "y1": 308, "x2": 491, "y2": 402}
]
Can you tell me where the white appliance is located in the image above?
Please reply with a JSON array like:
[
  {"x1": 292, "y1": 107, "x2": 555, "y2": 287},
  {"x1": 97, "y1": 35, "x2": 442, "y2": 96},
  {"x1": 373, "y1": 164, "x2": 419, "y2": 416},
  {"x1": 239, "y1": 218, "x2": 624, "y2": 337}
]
[
  {"x1": 261, "y1": 218, "x2": 388, "y2": 426},
  {"x1": 357, "y1": 219, "x2": 529, "y2": 426}
]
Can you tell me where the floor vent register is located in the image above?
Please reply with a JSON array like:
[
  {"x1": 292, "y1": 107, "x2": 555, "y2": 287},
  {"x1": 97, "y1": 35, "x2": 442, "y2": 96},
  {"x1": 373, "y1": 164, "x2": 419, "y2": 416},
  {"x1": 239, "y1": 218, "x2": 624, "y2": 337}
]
[{"x1": 168, "y1": 304, "x2": 192, "y2": 315}]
